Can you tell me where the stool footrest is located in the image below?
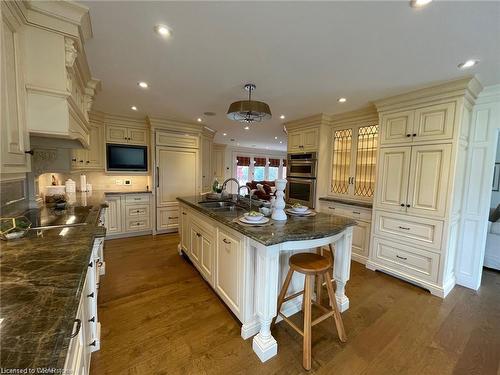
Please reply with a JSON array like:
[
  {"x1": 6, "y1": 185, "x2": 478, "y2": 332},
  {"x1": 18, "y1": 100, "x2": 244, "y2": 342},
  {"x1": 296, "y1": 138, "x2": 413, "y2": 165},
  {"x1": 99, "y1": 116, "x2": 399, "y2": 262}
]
[
  {"x1": 283, "y1": 290, "x2": 304, "y2": 303},
  {"x1": 311, "y1": 310, "x2": 335, "y2": 327},
  {"x1": 279, "y1": 312, "x2": 304, "y2": 337}
]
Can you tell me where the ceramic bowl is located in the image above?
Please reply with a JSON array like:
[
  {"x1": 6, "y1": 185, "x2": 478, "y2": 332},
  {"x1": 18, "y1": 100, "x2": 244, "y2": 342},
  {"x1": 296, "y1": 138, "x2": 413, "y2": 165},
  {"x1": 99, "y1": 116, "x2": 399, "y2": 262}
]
[
  {"x1": 244, "y1": 212, "x2": 264, "y2": 221},
  {"x1": 292, "y1": 205, "x2": 308, "y2": 213}
]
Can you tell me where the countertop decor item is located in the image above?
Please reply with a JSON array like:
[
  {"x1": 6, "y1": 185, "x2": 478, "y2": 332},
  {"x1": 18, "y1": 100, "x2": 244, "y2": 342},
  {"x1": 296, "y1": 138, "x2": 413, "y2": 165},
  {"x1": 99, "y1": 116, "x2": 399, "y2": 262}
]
[
  {"x1": 227, "y1": 83, "x2": 272, "y2": 125},
  {"x1": 0, "y1": 216, "x2": 32, "y2": 240},
  {"x1": 271, "y1": 179, "x2": 287, "y2": 221}
]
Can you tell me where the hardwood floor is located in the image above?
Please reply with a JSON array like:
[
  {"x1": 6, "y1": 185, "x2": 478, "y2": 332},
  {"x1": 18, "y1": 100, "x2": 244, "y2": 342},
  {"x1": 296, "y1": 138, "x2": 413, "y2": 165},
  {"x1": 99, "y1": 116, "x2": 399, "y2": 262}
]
[{"x1": 90, "y1": 234, "x2": 500, "y2": 375}]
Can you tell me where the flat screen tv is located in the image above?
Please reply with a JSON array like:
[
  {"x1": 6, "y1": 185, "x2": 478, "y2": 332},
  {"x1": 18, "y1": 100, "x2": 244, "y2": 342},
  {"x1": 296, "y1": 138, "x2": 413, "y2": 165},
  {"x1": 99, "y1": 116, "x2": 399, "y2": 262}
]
[{"x1": 106, "y1": 144, "x2": 148, "y2": 172}]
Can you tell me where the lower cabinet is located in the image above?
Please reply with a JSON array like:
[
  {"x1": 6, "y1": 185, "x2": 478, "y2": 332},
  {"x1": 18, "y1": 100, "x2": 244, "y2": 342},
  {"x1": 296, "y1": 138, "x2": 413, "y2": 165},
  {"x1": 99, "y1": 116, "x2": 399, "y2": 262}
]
[
  {"x1": 64, "y1": 238, "x2": 102, "y2": 373},
  {"x1": 178, "y1": 203, "x2": 244, "y2": 320},
  {"x1": 157, "y1": 205, "x2": 180, "y2": 231},
  {"x1": 319, "y1": 200, "x2": 372, "y2": 264},
  {"x1": 104, "y1": 193, "x2": 152, "y2": 238},
  {"x1": 216, "y1": 229, "x2": 242, "y2": 318}
]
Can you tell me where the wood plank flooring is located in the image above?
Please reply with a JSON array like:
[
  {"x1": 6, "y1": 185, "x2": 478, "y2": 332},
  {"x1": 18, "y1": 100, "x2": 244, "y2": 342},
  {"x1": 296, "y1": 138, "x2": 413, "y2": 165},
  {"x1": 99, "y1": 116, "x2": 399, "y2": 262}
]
[{"x1": 90, "y1": 234, "x2": 500, "y2": 375}]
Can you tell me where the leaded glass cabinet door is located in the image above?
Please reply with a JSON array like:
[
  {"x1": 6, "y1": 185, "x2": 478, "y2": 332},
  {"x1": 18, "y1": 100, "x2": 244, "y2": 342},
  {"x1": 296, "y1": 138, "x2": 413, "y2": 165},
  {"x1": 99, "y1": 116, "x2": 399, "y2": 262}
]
[
  {"x1": 353, "y1": 124, "x2": 378, "y2": 199},
  {"x1": 331, "y1": 128, "x2": 354, "y2": 197}
]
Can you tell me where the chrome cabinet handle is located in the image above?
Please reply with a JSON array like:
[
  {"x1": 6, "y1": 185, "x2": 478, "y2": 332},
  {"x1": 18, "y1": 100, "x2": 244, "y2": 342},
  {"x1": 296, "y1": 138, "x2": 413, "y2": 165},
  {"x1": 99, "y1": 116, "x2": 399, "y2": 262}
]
[
  {"x1": 70, "y1": 319, "x2": 81, "y2": 338},
  {"x1": 352, "y1": 211, "x2": 360, "y2": 215},
  {"x1": 223, "y1": 238, "x2": 231, "y2": 244},
  {"x1": 396, "y1": 255, "x2": 408, "y2": 260},
  {"x1": 398, "y1": 226, "x2": 410, "y2": 230},
  {"x1": 168, "y1": 216, "x2": 178, "y2": 220},
  {"x1": 328, "y1": 206, "x2": 335, "y2": 210}
]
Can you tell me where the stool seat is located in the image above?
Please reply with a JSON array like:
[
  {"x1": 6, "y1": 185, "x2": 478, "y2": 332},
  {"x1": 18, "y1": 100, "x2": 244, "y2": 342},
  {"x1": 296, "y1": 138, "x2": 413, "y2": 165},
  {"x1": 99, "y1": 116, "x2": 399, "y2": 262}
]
[{"x1": 289, "y1": 253, "x2": 331, "y2": 274}]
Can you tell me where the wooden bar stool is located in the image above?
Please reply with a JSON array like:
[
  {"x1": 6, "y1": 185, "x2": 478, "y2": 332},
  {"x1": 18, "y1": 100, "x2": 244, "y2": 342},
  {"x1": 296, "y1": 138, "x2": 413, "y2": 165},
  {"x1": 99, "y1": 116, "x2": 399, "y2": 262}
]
[{"x1": 272, "y1": 250, "x2": 347, "y2": 371}]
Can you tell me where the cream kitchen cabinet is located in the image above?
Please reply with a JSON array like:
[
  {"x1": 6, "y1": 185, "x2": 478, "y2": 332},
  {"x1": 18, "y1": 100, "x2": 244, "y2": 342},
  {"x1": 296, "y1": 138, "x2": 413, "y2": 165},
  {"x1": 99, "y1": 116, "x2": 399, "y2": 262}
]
[
  {"x1": 319, "y1": 200, "x2": 372, "y2": 264},
  {"x1": 212, "y1": 144, "x2": 226, "y2": 181},
  {"x1": 288, "y1": 127, "x2": 319, "y2": 152},
  {"x1": 156, "y1": 144, "x2": 199, "y2": 232},
  {"x1": 216, "y1": 228, "x2": 243, "y2": 318},
  {"x1": 104, "y1": 193, "x2": 152, "y2": 238},
  {"x1": 72, "y1": 122, "x2": 104, "y2": 170},
  {"x1": 329, "y1": 123, "x2": 378, "y2": 201},
  {"x1": 379, "y1": 102, "x2": 456, "y2": 146},
  {"x1": 1, "y1": 3, "x2": 30, "y2": 176},
  {"x1": 180, "y1": 205, "x2": 190, "y2": 251},
  {"x1": 374, "y1": 144, "x2": 451, "y2": 218},
  {"x1": 190, "y1": 218, "x2": 215, "y2": 284},
  {"x1": 106, "y1": 125, "x2": 148, "y2": 145},
  {"x1": 201, "y1": 134, "x2": 213, "y2": 192}
]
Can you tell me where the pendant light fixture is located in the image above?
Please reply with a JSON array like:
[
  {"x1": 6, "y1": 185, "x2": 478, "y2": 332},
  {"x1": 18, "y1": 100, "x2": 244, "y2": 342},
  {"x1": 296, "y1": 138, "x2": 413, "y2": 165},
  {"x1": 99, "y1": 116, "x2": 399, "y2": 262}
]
[{"x1": 227, "y1": 83, "x2": 272, "y2": 124}]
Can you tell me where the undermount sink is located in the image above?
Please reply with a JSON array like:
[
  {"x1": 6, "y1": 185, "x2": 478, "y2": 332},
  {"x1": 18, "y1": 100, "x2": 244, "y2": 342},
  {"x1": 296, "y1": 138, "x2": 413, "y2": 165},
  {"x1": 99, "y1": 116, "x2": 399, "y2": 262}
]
[{"x1": 198, "y1": 201, "x2": 236, "y2": 208}]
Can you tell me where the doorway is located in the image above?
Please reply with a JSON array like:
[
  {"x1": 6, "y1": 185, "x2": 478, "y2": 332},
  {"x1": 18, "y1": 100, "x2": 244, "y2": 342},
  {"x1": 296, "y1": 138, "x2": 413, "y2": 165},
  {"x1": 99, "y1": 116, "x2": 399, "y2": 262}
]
[{"x1": 485, "y1": 133, "x2": 500, "y2": 270}]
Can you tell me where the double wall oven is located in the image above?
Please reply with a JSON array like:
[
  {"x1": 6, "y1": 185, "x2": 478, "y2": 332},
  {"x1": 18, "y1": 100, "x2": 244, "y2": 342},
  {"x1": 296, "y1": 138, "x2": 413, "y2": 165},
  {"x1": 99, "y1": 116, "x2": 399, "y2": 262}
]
[{"x1": 286, "y1": 152, "x2": 317, "y2": 208}]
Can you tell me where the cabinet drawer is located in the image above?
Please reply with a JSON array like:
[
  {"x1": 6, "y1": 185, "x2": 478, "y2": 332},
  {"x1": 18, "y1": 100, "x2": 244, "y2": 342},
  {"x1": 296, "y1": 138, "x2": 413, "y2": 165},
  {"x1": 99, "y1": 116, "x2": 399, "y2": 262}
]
[
  {"x1": 126, "y1": 204, "x2": 149, "y2": 217},
  {"x1": 157, "y1": 207, "x2": 180, "y2": 231},
  {"x1": 320, "y1": 201, "x2": 372, "y2": 221},
  {"x1": 374, "y1": 211, "x2": 443, "y2": 250},
  {"x1": 372, "y1": 237, "x2": 439, "y2": 282},
  {"x1": 124, "y1": 194, "x2": 150, "y2": 204},
  {"x1": 125, "y1": 217, "x2": 151, "y2": 232}
]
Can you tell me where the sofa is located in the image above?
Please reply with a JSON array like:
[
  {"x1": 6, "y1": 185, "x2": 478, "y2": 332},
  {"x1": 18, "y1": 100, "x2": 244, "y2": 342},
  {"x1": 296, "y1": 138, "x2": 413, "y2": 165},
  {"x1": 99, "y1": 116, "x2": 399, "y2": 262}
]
[
  {"x1": 485, "y1": 205, "x2": 500, "y2": 270},
  {"x1": 246, "y1": 180, "x2": 276, "y2": 201}
]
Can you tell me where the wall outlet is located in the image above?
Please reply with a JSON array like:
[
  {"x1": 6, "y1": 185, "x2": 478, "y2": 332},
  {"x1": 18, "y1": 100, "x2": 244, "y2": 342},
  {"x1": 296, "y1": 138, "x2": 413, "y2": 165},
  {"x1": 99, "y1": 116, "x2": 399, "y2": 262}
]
[
  {"x1": 124, "y1": 179, "x2": 132, "y2": 185},
  {"x1": 115, "y1": 179, "x2": 123, "y2": 185}
]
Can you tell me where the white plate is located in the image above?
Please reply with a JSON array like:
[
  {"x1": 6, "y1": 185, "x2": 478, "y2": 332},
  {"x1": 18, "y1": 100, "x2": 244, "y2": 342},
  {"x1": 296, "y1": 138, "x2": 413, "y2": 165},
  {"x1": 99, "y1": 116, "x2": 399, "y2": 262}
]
[
  {"x1": 239, "y1": 216, "x2": 270, "y2": 225},
  {"x1": 291, "y1": 206, "x2": 309, "y2": 213},
  {"x1": 286, "y1": 208, "x2": 314, "y2": 216}
]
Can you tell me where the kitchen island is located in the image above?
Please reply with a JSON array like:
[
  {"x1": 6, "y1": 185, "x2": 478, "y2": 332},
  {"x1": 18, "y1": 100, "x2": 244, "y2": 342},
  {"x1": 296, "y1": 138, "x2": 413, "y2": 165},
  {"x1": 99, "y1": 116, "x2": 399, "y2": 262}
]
[{"x1": 177, "y1": 196, "x2": 356, "y2": 362}]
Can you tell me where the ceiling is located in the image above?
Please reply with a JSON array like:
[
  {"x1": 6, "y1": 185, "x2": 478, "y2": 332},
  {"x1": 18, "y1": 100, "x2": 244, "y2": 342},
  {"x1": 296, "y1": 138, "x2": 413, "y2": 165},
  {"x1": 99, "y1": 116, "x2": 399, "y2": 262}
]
[{"x1": 82, "y1": 1, "x2": 500, "y2": 151}]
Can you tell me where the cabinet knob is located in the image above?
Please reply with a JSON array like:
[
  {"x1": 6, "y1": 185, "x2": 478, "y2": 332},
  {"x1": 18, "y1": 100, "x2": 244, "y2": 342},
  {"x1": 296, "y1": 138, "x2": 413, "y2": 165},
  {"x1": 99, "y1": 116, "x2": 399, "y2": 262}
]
[
  {"x1": 79, "y1": 160, "x2": 84, "y2": 163},
  {"x1": 406, "y1": 134, "x2": 411, "y2": 137},
  {"x1": 89, "y1": 340, "x2": 97, "y2": 347},
  {"x1": 400, "y1": 203, "x2": 405, "y2": 207},
  {"x1": 86, "y1": 161, "x2": 90, "y2": 163},
  {"x1": 88, "y1": 316, "x2": 95, "y2": 323},
  {"x1": 406, "y1": 204, "x2": 410, "y2": 208},
  {"x1": 412, "y1": 133, "x2": 417, "y2": 137},
  {"x1": 72, "y1": 158, "x2": 77, "y2": 162}
]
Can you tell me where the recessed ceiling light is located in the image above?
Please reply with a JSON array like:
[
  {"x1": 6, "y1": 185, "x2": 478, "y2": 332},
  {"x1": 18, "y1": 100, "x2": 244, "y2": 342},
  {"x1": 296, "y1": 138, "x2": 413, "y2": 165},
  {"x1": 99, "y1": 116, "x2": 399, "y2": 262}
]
[
  {"x1": 280, "y1": 115, "x2": 285, "y2": 120},
  {"x1": 274, "y1": 136, "x2": 278, "y2": 140},
  {"x1": 410, "y1": 0, "x2": 432, "y2": 8},
  {"x1": 154, "y1": 24, "x2": 171, "y2": 37},
  {"x1": 244, "y1": 126, "x2": 250, "y2": 130},
  {"x1": 338, "y1": 97, "x2": 347, "y2": 103},
  {"x1": 131, "y1": 106, "x2": 138, "y2": 111},
  {"x1": 138, "y1": 81, "x2": 149, "y2": 89},
  {"x1": 279, "y1": 141, "x2": 283, "y2": 144},
  {"x1": 223, "y1": 133, "x2": 227, "y2": 136},
  {"x1": 197, "y1": 118, "x2": 202, "y2": 122},
  {"x1": 458, "y1": 59, "x2": 479, "y2": 69}
]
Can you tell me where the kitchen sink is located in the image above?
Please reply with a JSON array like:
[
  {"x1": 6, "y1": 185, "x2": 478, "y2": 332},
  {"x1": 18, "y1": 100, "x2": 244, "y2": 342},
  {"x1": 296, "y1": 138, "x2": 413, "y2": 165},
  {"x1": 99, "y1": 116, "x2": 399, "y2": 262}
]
[{"x1": 198, "y1": 201, "x2": 236, "y2": 208}]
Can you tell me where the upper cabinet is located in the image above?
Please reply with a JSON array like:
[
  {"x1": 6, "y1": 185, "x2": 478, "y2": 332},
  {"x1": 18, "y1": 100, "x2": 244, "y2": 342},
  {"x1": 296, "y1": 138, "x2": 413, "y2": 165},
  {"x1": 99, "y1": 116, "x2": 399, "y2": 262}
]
[
  {"x1": 201, "y1": 131, "x2": 214, "y2": 193},
  {"x1": 72, "y1": 121, "x2": 104, "y2": 170},
  {"x1": 212, "y1": 144, "x2": 227, "y2": 182},
  {"x1": 328, "y1": 108, "x2": 379, "y2": 202},
  {"x1": 288, "y1": 127, "x2": 319, "y2": 152},
  {"x1": 106, "y1": 125, "x2": 148, "y2": 145},
  {"x1": 1, "y1": 2, "x2": 30, "y2": 176},
  {"x1": 380, "y1": 102, "x2": 456, "y2": 146}
]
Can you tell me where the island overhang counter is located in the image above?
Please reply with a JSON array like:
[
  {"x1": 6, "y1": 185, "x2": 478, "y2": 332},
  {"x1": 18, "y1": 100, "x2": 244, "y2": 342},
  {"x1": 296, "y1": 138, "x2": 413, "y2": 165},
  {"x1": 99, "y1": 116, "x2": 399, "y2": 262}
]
[{"x1": 176, "y1": 196, "x2": 356, "y2": 362}]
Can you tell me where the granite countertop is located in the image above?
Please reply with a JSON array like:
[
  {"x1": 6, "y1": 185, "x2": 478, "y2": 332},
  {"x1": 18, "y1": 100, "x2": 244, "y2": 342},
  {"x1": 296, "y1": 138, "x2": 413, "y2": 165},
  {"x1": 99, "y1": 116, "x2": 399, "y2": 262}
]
[
  {"x1": 0, "y1": 193, "x2": 107, "y2": 370},
  {"x1": 319, "y1": 196, "x2": 373, "y2": 209},
  {"x1": 177, "y1": 196, "x2": 356, "y2": 246},
  {"x1": 104, "y1": 190, "x2": 152, "y2": 195}
]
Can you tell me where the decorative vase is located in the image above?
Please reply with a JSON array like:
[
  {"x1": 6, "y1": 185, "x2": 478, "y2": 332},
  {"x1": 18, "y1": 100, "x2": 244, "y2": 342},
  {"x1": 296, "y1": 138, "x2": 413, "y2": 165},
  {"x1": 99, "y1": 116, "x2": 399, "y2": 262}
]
[{"x1": 272, "y1": 179, "x2": 287, "y2": 221}]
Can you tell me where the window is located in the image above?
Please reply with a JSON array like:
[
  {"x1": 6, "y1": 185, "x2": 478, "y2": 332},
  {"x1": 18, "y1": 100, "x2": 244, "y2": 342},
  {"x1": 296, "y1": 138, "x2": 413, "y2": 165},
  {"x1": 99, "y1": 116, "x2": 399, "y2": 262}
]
[
  {"x1": 269, "y1": 158, "x2": 280, "y2": 181},
  {"x1": 236, "y1": 156, "x2": 250, "y2": 186},
  {"x1": 254, "y1": 157, "x2": 267, "y2": 181}
]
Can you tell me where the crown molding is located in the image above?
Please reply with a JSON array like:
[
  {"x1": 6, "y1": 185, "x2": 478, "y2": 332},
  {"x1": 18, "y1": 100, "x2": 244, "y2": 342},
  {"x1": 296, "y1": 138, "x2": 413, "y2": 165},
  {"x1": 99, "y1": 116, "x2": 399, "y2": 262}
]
[
  {"x1": 147, "y1": 116, "x2": 204, "y2": 133},
  {"x1": 104, "y1": 113, "x2": 149, "y2": 129},
  {"x1": 284, "y1": 113, "x2": 332, "y2": 130},
  {"x1": 475, "y1": 84, "x2": 500, "y2": 105},
  {"x1": 329, "y1": 105, "x2": 378, "y2": 127},
  {"x1": 374, "y1": 76, "x2": 483, "y2": 113}
]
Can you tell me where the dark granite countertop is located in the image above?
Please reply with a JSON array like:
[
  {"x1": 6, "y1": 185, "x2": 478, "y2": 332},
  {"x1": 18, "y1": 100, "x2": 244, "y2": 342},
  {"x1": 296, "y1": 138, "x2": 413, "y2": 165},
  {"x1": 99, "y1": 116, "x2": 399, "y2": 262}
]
[
  {"x1": 177, "y1": 196, "x2": 356, "y2": 246},
  {"x1": 0, "y1": 193, "x2": 107, "y2": 370},
  {"x1": 319, "y1": 196, "x2": 373, "y2": 209},
  {"x1": 104, "y1": 190, "x2": 152, "y2": 195}
]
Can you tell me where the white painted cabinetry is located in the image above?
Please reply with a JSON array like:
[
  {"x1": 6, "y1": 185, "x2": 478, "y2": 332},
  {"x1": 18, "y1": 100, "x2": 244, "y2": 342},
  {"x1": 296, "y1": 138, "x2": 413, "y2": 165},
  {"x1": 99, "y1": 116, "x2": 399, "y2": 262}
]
[
  {"x1": 104, "y1": 193, "x2": 152, "y2": 238},
  {"x1": 368, "y1": 77, "x2": 482, "y2": 298},
  {"x1": 0, "y1": 2, "x2": 30, "y2": 176},
  {"x1": 287, "y1": 127, "x2": 319, "y2": 152},
  {"x1": 72, "y1": 122, "x2": 105, "y2": 170},
  {"x1": 201, "y1": 132, "x2": 214, "y2": 193},
  {"x1": 106, "y1": 125, "x2": 148, "y2": 145},
  {"x1": 212, "y1": 144, "x2": 227, "y2": 182}
]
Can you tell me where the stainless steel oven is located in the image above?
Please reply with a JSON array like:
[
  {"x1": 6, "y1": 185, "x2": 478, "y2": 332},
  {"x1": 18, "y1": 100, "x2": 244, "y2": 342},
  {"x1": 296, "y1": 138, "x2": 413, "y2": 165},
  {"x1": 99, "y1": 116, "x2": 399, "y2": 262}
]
[
  {"x1": 287, "y1": 152, "x2": 317, "y2": 178},
  {"x1": 286, "y1": 177, "x2": 317, "y2": 208}
]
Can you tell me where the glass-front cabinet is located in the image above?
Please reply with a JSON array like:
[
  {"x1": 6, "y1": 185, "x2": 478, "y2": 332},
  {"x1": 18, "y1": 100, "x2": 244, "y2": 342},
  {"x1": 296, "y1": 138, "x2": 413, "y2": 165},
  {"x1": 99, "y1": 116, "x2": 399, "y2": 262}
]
[{"x1": 330, "y1": 123, "x2": 378, "y2": 201}]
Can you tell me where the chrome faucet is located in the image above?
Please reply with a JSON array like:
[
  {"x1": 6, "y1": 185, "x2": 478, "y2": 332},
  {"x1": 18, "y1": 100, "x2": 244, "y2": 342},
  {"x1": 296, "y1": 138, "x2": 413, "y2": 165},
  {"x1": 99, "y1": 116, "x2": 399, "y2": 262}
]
[
  {"x1": 238, "y1": 185, "x2": 253, "y2": 212},
  {"x1": 221, "y1": 178, "x2": 240, "y2": 200}
]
